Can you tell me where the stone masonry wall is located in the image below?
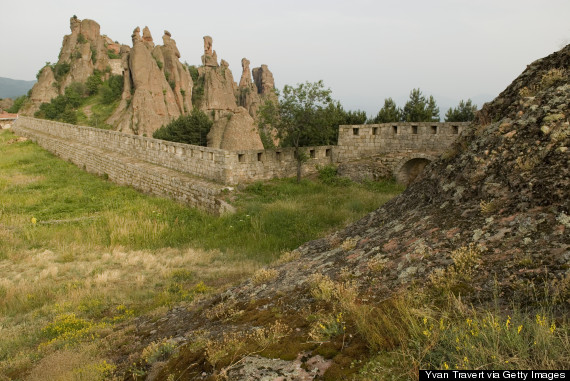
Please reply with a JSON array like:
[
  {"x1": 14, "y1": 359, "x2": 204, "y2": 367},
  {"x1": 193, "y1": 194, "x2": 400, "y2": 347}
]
[
  {"x1": 337, "y1": 122, "x2": 470, "y2": 160},
  {"x1": 12, "y1": 117, "x2": 335, "y2": 185},
  {"x1": 12, "y1": 119, "x2": 234, "y2": 215}
]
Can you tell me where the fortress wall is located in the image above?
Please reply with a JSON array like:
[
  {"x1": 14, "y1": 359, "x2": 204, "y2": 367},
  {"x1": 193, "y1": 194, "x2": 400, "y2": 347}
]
[
  {"x1": 13, "y1": 116, "x2": 337, "y2": 185},
  {"x1": 337, "y1": 122, "x2": 469, "y2": 159},
  {"x1": 224, "y1": 146, "x2": 335, "y2": 183},
  {"x1": 14, "y1": 116, "x2": 229, "y2": 183},
  {"x1": 11, "y1": 117, "x2": 467, "y2": 213},
  {"x1": 12, "y1": 120, "x2": 232, "y2": 215}
]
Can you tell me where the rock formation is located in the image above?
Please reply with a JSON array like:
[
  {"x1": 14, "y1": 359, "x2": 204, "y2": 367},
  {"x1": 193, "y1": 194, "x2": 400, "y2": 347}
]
[
  {"x1": 117, "y1": 45, "x2": 570, "y2": 380},
  {"x1": 22, "y1": 18, "x2": 273, "y2": 149},
  {"x1": 236, "y1": 59, "x2": 279, "y2": 145},
  {"x1": 201, "y1": 36, "x2": 218, "y2": 67},
  {"x1": 196, "y1": 36, "x2": 264, "y2": 150},
  {"x1": 21, "y1": 16, "x2": 117, "y2": 115},
  {"x1": 107, "y1": 26, "x2": 187, "y2": 136}
]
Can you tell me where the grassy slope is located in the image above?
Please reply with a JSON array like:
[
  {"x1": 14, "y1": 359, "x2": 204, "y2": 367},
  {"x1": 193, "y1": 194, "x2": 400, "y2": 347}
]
[{"x1": 0, "y1": 129, "x2": 403, "y2": 379}]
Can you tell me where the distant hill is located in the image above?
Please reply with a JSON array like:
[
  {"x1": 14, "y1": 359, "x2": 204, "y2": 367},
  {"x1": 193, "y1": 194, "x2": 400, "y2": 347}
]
[{"x1": 0, "y1": 77, "x2": 36, "y2": 99}]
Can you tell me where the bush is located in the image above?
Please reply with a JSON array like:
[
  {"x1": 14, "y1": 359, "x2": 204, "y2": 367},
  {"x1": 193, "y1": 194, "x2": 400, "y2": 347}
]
[
  {"x1": 317, "y1": 164, "x2": 351, "y2": 186},
  {"x1": 99, "y1": 75, "x2": 123, "y2": 105},
  {"x1": 86, "y1": 74, "x2": 103, "y2": 95},
  {"x1": 7, "y1": 95, "x2": 27, "y2": 113},
  {"x1": 53, "y1": 62, "x2": 71, "y2": 82},
  {"x1": 153, "y1": 108, "x2": 212, "y2": 146}
]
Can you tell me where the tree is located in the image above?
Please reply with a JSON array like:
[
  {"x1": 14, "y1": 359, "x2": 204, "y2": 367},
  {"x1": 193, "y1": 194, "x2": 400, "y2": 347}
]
[
  {"x1": 445, "y1": 99, "x2": 477, "y2": 122},
  {"x1": 338, "y1": 107, "x2": 367, "y2": 125},
  {"x1": 369, "y1": 98, "x2": 401, "y2": 123},
  {"x1": 401, "y1": 88, "x2": 440, "y2": 122},
  {"x1": 152, "y1": 108, "x2": 212, "y2": 146},
  {"x1": 6, "y1": 95, "x2": 27, "y2": 113},
  {"x1": 258, "y1": 80, "x2": 336, "y2": 182}
]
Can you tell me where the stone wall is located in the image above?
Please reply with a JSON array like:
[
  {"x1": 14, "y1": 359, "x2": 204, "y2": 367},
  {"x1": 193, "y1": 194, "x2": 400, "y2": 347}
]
[
  {"x1": 12, "y1": 116, "x2": 334, "y2": 185},
  {"x1": 337, "y1": 122, "x2": 469, "y2": 160},
  {"x1": 11, "y1": 117, "x2": 468, "y2": 213},
  {"x1": 12, "y1": 118, "x2": 234, "y2": 215}
]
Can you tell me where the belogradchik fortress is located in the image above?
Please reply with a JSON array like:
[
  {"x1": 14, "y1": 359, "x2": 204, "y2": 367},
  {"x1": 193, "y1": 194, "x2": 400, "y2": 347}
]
[{"x1": 5, "y1": 17, "x2": 469, "y2": 214}]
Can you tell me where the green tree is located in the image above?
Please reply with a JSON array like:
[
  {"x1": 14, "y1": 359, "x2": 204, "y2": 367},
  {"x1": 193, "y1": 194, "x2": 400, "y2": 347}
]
[
  {"x1": 99, "y1": 75, "x2": 124, "y2": 105},
  {"x1": 338, "y1": 107, "x2": 367, "y2": 125},
  {"x1": 401, "y1": 89, "x2": 440, "y2": 122},
  {"x1": 258, "y1": 80, "x2": 336, "y2": 182},
  {"x1": 445, "y1": 99, "x2": 477, "y2": 122},
  {"x1": 152, "y1": 109, "x2": 212, "y2": 146},
  {"x1": 86, "y1": 74, "x2": 103, "y2": 95},
  {"x1": 6, "y1": 96, "x2": 27, "y2": 113},
  {"x1": 369, "y1": 98, "x2": 401, "y2": 123}
]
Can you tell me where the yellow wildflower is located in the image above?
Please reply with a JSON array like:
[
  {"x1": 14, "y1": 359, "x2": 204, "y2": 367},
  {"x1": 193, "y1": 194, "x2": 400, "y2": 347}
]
[
  {"x1": 506, "y1": 315, "x2": 511, "y2": 329},
  {"x1": 31, "y1": 217, "x2": 37, "y2": 225},
  {"x1": 444, "y1": 362, "x2": 449, "y2": 369},
  {"x1": 550, "y1": 323, "x2": 556, "y2": 334},
  {"x1": 517, "y1": 325, "x2": 523, "y2": 334}
]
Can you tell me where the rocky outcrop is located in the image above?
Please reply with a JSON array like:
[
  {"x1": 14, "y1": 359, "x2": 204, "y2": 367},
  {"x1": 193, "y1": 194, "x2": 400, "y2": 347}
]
[
  {"x1": 201, "y1": 36, "x2": 218, "y2": 67},
  {"x1": 108, "y1": 27, "x2": 185, "y2": 136},
  {"x1": 207, "y1": 107, "x2": 264, "y2": 150},
  {"x1": 195, "y1": 37, "x2": 264, "y2": 150},
  {"x1": 22, "y1": 19, "x2": 271, "y2": 147},
  {"x1": 252, "y1": 64, "x2": 276, "y2": 97},
  {"x1": 19, "y1": 67, "x2": 59, "y2": 115},
  {"x1": 21, "y1": 17, "x2": 120, "y2": 115},
  {"x1": 237, "y1": 60, "x2": 277, "y2": 119},
  {"x1": 156, "y1": 31, "x2": 193, "y2": 113},
  {"x1": 122, "y1": 44, "x2": 570, "y2": 381}
]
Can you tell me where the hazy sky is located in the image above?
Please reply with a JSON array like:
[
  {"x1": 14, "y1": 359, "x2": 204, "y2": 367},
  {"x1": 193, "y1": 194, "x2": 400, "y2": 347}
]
[{"x1": 1, "y1": 0, "x2": 569, "y2": 116}]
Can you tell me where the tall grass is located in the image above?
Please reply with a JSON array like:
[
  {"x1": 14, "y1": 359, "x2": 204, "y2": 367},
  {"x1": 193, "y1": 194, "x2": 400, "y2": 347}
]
[{"x1": 0, "y1": 129, "x2": 403, "y2": 378}]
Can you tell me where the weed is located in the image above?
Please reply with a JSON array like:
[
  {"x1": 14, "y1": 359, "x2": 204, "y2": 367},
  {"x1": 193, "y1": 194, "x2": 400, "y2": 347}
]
[
  {"x1": 274, "y1": 250, "x2": 301, "y2": 265},
  {"x1": 429, "y1": 244, "x2": 482, "y2": 295},
  {"x1": 541, "y1": 68, "x2": 566, "y2": 89},
  {"x1": 480, "y1": 199, "x2": 499, "y2": 215},
  {"x1": 251, "y1": 268, "x2": 279, "y2": 285},
  {"x1": 341, "y1": 237, "x2": 358, "y2": 251},
  {"x1": 141, "y1": 338, "x2": 177, "y2": 364}
]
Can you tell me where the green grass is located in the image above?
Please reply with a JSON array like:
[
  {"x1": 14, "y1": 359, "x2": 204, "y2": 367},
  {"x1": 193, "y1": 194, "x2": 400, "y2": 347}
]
[
  {"x1": 0, "y1": 130, "x2": 403, "y2": 263},
  {"x1": 0, "y1": 129, "x2": 404, "y2": 378}
]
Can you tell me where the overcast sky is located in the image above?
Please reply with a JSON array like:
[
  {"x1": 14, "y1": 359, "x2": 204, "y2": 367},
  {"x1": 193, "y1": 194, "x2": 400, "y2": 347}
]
[{"x1": 1, "y1": 0, "x2": 569, "y2": 116}]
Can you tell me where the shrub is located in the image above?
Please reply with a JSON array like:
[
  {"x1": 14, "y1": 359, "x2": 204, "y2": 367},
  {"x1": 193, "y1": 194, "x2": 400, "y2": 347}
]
[
  {"x1": 6, "y1": 95, "x2": 27, "y2": 113},
  {"x1": 152, "y1": 108, "x2": 212, "y2": 146},
  {"x1": 53, "y1": 62, "x2": 71, "y2": 82},
  {"x1": 107, "y1": 49, "x2": 120, "y2": 59},
  {"x1": 77, "y1": 34, "x2": 87, "y2": 44},
  {"x1": 86, "y1": 74, "x2": 103, "y2": 95},
  {"x1": 99, "y1": 75, "x2": 123, "y2": 105}
]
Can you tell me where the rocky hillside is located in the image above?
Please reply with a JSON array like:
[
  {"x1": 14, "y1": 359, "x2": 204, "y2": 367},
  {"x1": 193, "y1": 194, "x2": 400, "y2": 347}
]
[
  {"x1": 105, "y1": 46, "x2": 569, "y2": 379},
  {"x1": 20, "y1": 17, "x2": 277, "y2": 147}
]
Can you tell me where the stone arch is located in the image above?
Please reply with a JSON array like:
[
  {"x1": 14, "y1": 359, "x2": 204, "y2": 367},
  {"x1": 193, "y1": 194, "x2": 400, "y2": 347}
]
[{"x1": 393, "y1": 154, "x2": 436, "y2": 185}]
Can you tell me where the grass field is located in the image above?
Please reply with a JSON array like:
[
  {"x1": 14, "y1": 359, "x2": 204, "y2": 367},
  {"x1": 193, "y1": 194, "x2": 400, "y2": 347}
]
[{"x1": 0, "y1": 129, "x2": 404, "y2": 379}]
